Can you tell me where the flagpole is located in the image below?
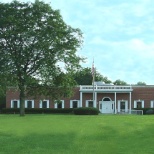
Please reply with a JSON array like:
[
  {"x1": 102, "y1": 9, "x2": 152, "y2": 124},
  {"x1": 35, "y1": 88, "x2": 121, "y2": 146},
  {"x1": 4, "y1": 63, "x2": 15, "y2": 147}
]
[
  {"x1": 92, "y1": 59, "x2": 95, "y2": 107},
  {"x1": 93, "y1": 71, "x2": 95, "y2": 107}
]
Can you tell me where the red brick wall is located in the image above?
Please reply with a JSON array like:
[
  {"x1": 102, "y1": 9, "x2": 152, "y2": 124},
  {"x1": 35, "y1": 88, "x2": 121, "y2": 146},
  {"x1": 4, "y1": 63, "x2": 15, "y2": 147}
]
[{"x1": 6, "y1": 86, "x2": 154, "y2": 109}]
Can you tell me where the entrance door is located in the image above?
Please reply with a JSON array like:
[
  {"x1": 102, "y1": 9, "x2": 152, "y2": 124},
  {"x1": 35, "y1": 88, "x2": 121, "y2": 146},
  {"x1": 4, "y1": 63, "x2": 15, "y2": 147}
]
[{"x1": 101, "y1": 101, "x2": 114, "y2": 113}]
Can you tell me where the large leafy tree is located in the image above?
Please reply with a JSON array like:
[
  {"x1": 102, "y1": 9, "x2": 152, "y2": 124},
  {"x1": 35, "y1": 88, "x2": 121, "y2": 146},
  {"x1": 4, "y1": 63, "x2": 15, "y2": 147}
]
[
  {"x1": 0, "y1": 1, "x2": 83, "y2": 116},
  {"x1": 136, "y1": 81, "x2": 146, "y2": 85},
  {"x1": 73, "y1": 67, "x2": 112, "y2": 85},
  {"x1": 113, "y1": 79, "x2": 127, "y2": 85}
]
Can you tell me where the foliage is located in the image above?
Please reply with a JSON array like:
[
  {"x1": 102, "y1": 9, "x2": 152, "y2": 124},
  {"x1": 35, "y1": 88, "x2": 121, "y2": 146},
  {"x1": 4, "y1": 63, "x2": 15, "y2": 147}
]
[
  {"x1": 134, "y1": 108, "x2": 154, "y2": 115},
  {"x1": 136, "y1": 81, "x2": 146, "y2": 85},
  {"x1": 113, "y1": 79, "x2": 127, "y2": 85},
  {"x1": 74, "y1": 107, "x2": 99, "y2": 115},
  {"x1": 73, "y1": 67, "x2": 112, "y2": 85},
  {"x1": 0, "y1": 1, "x2": 83, "y2": 116},
  {"x1": 1, "y1": 108, "x2": 74, "y2": 114}
]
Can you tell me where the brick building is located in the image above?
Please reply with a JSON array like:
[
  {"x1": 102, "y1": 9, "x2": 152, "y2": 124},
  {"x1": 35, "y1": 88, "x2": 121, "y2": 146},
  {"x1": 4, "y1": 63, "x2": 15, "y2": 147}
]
[{"x1": 6, "y1": 84, "x2": 154, "y2": 114}]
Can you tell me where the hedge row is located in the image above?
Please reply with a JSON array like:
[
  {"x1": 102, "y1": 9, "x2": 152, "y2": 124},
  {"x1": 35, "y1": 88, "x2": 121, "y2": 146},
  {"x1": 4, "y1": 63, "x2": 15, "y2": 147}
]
[
  {"x1": 1, "y1": 107, "x2": 99, "y2": 115},
  {"x1": 1, "y1": 108, "x2": 74, "y2": 114},
  {"x1": 134, "y1": 108, "x2": 154, "y2": 115},
  {"x1": 74, "y1": 107, "x2": 99, "y2": 115}
]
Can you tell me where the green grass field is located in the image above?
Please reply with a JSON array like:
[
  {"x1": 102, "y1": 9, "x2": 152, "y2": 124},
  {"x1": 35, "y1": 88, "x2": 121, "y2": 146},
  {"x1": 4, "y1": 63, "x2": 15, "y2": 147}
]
[{"x1": 0, "y1": 114, "x2": 154, "y2": 154}]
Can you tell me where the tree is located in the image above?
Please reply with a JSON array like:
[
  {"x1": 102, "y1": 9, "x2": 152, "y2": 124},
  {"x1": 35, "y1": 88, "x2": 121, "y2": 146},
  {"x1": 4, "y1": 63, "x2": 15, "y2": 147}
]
[
  {"x1": 73, "y1": 67, "x2": 112, "y2": 85},
  {"x1": 136, "y1": 81, "x2": 146, "y2": 85},
  {"x1": 0, "y1": 1, "x2": 83, "y2": 116},
  {"x1": 113, "y1": 79, "x2": 127, "y2": 85}
]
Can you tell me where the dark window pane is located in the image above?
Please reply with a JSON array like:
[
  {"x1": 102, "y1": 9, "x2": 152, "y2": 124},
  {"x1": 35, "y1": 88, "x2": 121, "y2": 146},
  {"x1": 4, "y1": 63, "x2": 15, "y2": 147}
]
[
  {"x1": 58, "y1": 102, "x2": 62, "y2": 108},
  {"x1": 103, "y1": 98, "x2": 110, "y2": 101},
  {"x1": 13, "y1": 101, "x2": 18, "y2": 108},
  {"x1": 73, "y1": 101, "x2": 78, "y2": 108},
  {"x1": 137, "y1": 102, "x2": 142, "y2": 108},
  {"x1": 121, "y1": 102, "x2": 125, "y2": 109},
  {"x1": 89, "y1": 101, "x2": 93, "y2": 107},
  {"x1": 42, "y1": 101, "x2": 47, "y2": 108},
  {"x1": 27, "y1": 101, "x2": 32, "y2": 108}
]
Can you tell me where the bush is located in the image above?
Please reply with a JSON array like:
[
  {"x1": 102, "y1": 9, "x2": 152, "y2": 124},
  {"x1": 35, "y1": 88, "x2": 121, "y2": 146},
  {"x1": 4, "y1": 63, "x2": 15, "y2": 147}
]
[
  {"x1": 146, "y1": 109, "x2": 154, "y2": 115},
  {"x1": 74, "y1": 107, "x2": 99, "y2": 115},
  {"x1": 1, "y1": 108, "x2": 74, "y2": 114},
  {"x1": 133, "y1": 108, "x2": 154, "y2": 115}
]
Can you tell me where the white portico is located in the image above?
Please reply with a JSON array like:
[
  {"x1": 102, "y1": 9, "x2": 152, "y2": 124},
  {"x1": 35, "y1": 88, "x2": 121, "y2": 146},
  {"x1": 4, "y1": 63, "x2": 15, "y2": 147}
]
[{"x1": 79, "y1": 84, "x2": 133, "y2": 114}]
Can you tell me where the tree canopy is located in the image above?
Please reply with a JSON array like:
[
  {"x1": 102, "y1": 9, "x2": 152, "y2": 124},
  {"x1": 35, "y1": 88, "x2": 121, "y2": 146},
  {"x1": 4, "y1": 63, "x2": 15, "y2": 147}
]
[
  {"x1": 136, "y1": 81, "x2": 146, "y2": 85},
  {"x1": 0, "y1": 0, "x2": 83, "y2": 116},
  {"x1": 113, "y1": 79, "x2": 127, "y2": 85},
  {"x1": 73, "y1": 67, "x2": 112, "y2": 85}
]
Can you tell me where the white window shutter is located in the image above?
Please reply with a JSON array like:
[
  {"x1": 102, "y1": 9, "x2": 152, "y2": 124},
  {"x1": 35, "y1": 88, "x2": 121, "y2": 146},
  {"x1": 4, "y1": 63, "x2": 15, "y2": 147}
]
[
  {"x1": 32, "y1": 100, "x2": 34, "y2": 108},
  {"x1": 11, "y1": 100, "x2": 13, "y2": 108},
  {"x1": 25, "y1": 100, "x2": 27, "y2": 108},
  {"x1": 47, "y1": 100, "x2": 49, "y2": 108},
  {"x1": 18, "y1": 100, "x2": 20, "y2": 108},
  {"x1": 142, "y1": 101, "x2": 144, "y2": 108},
  {"x1": 134, "y1": 101, "x2": 137, "y2": 108},
  {"x1": 125, "y1": 101, "x2": 128, "y2": 112},
  {"x1": 86, "y1": 101, "x2": 88, "y2": 107},
  {"x1": 151, "y1": 101, "x2": 154, "y2": 108},
  {"x1": 39, "y1": 100, "x2": 42, "y2": 108},
  {"x1": 118, "y1": 101, "x2": 120, "y2": 112},
  {"x1": 70, "y1": 101, "x2": 72, "y2": 108},
  {"x1": 54, "y1": 102, "x2": 57, "y2": 108},
  {"x1": 62, "y1": 100, "x2": 64, "y2": 108}
]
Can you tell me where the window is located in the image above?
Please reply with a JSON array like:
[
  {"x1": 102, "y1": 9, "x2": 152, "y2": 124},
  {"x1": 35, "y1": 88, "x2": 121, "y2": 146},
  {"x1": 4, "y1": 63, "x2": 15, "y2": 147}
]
[
  {"x1": 25, "y1": 100, "x2": 34, "y2": 108},
  {"x1": 121, "y1": 101, "x2": 125, "y2": 110},
  {"x1": 70, "y1": 100, "x2": 79, "y2": 108},
  {"x1": 39, "y1": 100, "x2": 49, "y2": 108},
  {"x1": 137, "y1": 102, "x2": 142, "y2": 108},
  {"x1": 134, "y1": 100, "x2": 144, "y2": 108},
  {"x1": 12, "y1": 101, "x2": 18, "y2": 108},
  {"x1": 103, "y1": 97, "x2": 111, "y2": 101},
  {"x1": 86, "y1": 100, "x2": 93, "y2": 107},
  {"x1": 100, "y1": 103, "x2": 102, "y2": 110},
  {"x1": 43, "y1": 101, "x2": 47, "y2": 108},
  {"x1": 118, "y1": 100, "x2": 128, "y2": 112},
  {"x1": 54, "y1": 100, "x2": 64, "y2": 109},
  {"x1": 150, "y1": 101, "x2": 154, "y2": 108},
  {"x1": 11, "y1": 100, "x2": 20, "y2": 108}
]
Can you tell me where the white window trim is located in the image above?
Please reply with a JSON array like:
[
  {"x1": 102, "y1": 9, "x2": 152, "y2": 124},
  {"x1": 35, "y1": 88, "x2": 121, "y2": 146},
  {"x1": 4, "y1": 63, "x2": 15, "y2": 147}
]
[
  {"x1": 25, "y1": 100, "x2": 34, "y2": 108},
  {"x1": 70, "y1": 100, "x2": 80, "y2": 108},
  {"x1": 11, "y1": 100, "x2": 20, "y2": 108},
  {"x1": 39, "y1": 100, "x2": 49, "y2": 108},
  {"x1": 54, "y1": 100, "x2": 64, "y2": 109},
  {"x1": 150, "y1": 100, "x2": 154, "y2": 108},
  {"x1": 118, "y1": 100, "x2": 128, "y2": 112},
  {"x1": 134, "y1": 100, "x2": 144, "y2": 108},
  {"x1": 86, "y1": 100, "x2": 94, "y2": 107}
]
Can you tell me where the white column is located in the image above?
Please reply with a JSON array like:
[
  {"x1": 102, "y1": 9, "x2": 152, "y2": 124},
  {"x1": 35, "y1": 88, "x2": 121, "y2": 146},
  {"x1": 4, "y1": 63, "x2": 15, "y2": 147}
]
[
  {"x1": 114, "y1": 92, "x2": 117, "y2": 114},
  {"x1": 129, "y1": 92, "x2": 131, "y2": 114},
  {"x1": 80, "y1": 92, "x2": 82, "y2": 107},
  {"x1": 94, "y1": 92, "x2": 97, "y2": 108}
]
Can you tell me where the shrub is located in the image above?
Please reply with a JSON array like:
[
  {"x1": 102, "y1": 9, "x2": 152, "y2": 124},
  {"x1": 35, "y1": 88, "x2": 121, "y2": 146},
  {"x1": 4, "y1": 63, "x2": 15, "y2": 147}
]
[
  {"x1": 133, "y1": 108, "x2": 154, "y2": 115},
  {"x1": 1, "y1": 108, "x2": 74, "y2": 114},
  {"x1": 146, "y1": 109, "x2": 154, "y2": 115},
  {"x1": 74, "y1": 107, "x2": 99, "y2": 115}
]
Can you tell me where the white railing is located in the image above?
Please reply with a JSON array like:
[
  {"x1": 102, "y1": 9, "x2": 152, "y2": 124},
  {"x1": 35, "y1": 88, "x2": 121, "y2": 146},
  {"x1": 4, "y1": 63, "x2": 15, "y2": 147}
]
[
  {"x1": 80, "y1": 85, "x2": 133, "y2": 92},
  {"x1": 117, "y1": 109, "x2": 143, "y2": 115}
]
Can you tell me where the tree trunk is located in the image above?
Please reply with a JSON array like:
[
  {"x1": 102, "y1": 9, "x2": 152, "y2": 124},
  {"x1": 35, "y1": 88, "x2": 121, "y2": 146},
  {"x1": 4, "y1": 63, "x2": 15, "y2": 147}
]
[{"x1": 19, "y1": 86, "x2": 25, "y2": 116}]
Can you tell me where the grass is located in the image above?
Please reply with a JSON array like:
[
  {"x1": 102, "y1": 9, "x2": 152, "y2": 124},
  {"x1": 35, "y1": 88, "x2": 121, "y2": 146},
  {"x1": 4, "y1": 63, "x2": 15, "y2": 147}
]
[{"x1": 0, "y1": 114, "x2": 154, "y2": 154}]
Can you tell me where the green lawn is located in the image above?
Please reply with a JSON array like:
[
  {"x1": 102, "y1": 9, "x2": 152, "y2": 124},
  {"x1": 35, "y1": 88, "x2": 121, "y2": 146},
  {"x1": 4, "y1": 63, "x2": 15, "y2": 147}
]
[{"x1": 0, "y1": 114, "x2": 154, "y2": 154}]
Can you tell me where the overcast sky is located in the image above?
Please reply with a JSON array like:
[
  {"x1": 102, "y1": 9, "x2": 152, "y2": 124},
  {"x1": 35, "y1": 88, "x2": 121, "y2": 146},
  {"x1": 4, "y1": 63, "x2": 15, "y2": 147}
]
[{"x1": 2, "y1": 0, "x2": 154, "y2": 84}]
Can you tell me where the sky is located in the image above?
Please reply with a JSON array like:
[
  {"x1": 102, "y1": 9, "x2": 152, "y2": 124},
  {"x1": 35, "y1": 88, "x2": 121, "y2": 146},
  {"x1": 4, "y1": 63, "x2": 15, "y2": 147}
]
[{"x1": 1, "y1": 0, "x2": 154, "y2": 84}]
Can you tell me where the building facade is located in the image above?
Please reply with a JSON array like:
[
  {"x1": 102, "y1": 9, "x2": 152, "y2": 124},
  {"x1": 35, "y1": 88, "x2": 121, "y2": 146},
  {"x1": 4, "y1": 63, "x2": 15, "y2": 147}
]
[{"x1": 6, "y1": 85, "x2": 154, "y2": 114}]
